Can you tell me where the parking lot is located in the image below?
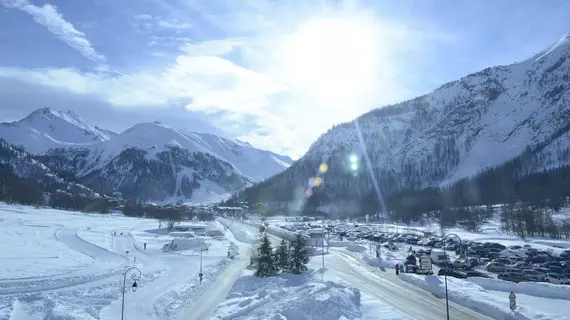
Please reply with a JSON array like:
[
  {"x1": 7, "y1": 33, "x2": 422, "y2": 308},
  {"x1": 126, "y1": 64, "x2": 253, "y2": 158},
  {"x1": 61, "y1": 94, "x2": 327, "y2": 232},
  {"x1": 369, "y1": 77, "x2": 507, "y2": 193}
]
[{"x1": 276, "y1": 221, "x2": 570, "y2": 285}]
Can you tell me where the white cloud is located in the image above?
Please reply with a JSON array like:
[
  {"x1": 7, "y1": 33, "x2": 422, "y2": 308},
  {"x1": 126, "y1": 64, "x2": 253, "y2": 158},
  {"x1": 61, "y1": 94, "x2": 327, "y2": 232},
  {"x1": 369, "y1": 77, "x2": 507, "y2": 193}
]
[
  {"x1": 156, "y1": 19, "x2": 192, "y2": 30},
  {"x1": 133, "y1": 14, "x2": 192, "y2": 31},
  {"x1": 1, "y1": 0, "x2": 105, "y2": 62},
  {"x1": 180, "y1": 39, "x2": 244, "y2": 56},
  {"x1": 0, "y1": 0, "x2": 452, "y2": 158}
]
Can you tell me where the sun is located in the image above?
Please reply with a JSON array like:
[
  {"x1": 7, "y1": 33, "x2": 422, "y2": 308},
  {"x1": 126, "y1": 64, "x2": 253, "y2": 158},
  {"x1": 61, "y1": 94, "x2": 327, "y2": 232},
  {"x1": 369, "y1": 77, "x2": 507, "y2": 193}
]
[{"x1": 279, "y1": 18, "x2": 380, "y2": 103}]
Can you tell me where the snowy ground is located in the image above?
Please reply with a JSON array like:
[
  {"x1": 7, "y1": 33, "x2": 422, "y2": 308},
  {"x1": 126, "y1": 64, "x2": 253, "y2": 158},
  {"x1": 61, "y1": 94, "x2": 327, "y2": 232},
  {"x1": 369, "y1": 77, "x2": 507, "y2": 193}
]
[
  {"x1": 400, "y1": 274, "x2": 570, "y2": 320},
  {"x1": 248, "y1": 215, "x2": 570, "y2": 320},
  {"x1": 210, "y1": 266, "x2": 414, "y2": 320},
  {"x1": 0, "y1": 203, "x2": 241, "y2": 320}
]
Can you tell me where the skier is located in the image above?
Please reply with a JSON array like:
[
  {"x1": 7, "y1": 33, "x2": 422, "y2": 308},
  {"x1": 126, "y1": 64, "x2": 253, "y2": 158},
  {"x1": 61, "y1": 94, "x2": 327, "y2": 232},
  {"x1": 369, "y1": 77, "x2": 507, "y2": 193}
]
[
  {"x1": 199, "y1": 272, "x2": 203, "y2": 283},
  {"x1": 395, "y1": 263, "x2": 399, "y2": 275},
  {"x1": 143, "y1": 242, "x2": 147, "y2": 250}
]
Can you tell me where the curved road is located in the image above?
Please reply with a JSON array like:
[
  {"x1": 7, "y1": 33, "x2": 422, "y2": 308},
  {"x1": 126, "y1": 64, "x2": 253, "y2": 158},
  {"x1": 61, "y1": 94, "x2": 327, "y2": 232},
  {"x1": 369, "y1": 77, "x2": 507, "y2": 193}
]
[
  {"x1": 254, "y1": 221, "x2": 492, "y2": 320},
  {"x1": 328, "y1": 249, "x2": 491, "y2": 320},
  {"x1": 182, "y1": 244, "x2": 252, "y2": 320}
]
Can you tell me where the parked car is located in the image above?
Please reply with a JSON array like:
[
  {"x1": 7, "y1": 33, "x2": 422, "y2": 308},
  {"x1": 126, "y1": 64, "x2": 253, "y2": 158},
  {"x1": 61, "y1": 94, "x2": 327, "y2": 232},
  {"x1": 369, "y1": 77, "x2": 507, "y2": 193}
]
[
  {"x1": 522, "y1": 270, "x2": 543, "y2": 282},
  {"x1": 548, "y1": 266, "x2": 565, "y2": 274},
  {"x1": 438, "y1": 269, "x2": 467, "y2": 279},
  {"x1": 544, "y1": 273, "x2": 570, "y2": 285},
  {"x1": 513, "y1": 262, "x2": 533, "y2": 270},
  {"x1": 452, "y1": 259, "x2": 472, "y2": 270},
  {"x1": 498, "y1": 272, "x2": 525, "y2": 283},
  {"x1": 466, "y1": 271, "x2": 491, "y2": 278},
  {"x1": 486, "y1": 262, "x2": 507, "y2": 273}
]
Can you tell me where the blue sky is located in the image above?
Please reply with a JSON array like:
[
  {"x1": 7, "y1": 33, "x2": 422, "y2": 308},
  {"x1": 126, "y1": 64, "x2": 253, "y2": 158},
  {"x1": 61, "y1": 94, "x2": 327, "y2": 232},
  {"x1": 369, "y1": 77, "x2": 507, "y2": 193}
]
[{"x1": 0, "y1": 0, "x2": 569, "y2": 158}]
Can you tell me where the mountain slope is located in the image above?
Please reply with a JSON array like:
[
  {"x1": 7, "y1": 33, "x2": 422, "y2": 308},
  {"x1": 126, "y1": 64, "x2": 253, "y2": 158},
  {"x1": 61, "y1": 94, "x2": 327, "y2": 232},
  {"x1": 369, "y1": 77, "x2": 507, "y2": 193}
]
[
  {"x1": 36, "y1": 122, "x2": 294, "y2": 203},
  {"x1": 232, "y1": 33, "x2": 570, "y2": 214},
  {"x1": 0, "y1": 110, "x2": 293, "y2": 203},
  {"x1": 0, "y1": 138, "x2": 97, "y2": 198},
  {"x1": 0, "y1": 107, "x2": 115, "y2": 153},
  {"x1": 40, "y1": 145, "x2": 252, "y2": 203},
  {"x1": 89, "y1": 122, "x2": 292, "y2": 181}
]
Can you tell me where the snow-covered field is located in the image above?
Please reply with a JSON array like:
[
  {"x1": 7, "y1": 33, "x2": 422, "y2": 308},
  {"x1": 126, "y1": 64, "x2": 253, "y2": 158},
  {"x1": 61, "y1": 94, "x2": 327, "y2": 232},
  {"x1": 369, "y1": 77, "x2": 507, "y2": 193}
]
[{"x1": 0, "y1": 203, "x2": 238, "y2": 320}]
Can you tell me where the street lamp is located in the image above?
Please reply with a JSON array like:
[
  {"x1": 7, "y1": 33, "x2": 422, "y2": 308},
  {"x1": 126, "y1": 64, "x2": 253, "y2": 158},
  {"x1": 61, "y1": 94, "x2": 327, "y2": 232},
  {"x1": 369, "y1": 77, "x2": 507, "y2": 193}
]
[
  {"x1": 442, "y1": 233, "x2": 461, "y2": 320},
  {"x1": 121, "y1": 266, "x2": 142, "y2": 320},
  {"x1": 321, "y1": 223, "x2": 325, "y2": 270}
]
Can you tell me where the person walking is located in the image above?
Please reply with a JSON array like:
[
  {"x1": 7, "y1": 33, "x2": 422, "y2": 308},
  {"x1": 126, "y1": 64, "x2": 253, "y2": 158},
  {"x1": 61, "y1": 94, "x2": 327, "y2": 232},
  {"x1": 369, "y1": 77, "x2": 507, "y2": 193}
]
[
  {"x1": 395, "y1": 263, "x2": 400, "y2": 275},
  {"x1": 143, "y1": 242, "x2": 147, "y2": 250}
]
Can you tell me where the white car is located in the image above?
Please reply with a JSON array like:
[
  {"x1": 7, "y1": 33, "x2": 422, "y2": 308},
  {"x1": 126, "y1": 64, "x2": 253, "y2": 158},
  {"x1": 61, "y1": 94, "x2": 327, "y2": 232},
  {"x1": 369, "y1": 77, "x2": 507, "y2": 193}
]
[
  {"x1": 452, "y1": 259, "x2": 471, "y2": 269},
  {"x1": 544, "y1": 273, "x2": 570, "y2": 285}
]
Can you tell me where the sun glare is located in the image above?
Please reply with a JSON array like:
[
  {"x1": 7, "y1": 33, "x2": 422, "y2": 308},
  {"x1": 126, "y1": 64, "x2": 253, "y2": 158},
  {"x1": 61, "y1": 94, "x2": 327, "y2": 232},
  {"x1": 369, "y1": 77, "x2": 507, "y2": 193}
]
[{"x1": 280, "y1": 18, "x2": 379, "y2": 102}]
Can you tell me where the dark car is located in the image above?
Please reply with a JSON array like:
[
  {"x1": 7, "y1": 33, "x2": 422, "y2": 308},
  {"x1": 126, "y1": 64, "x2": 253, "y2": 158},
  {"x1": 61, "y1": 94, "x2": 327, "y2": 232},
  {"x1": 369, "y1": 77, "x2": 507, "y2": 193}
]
[
  {"x1": 498, "y1": 272, "x2": 525, "y2": 283},
  {"x1": 438, "y1": 269, "x2": 467, "y2": 279},
  {"x1": 466, "y1": 271, "x2": 491, "y2": 278}
]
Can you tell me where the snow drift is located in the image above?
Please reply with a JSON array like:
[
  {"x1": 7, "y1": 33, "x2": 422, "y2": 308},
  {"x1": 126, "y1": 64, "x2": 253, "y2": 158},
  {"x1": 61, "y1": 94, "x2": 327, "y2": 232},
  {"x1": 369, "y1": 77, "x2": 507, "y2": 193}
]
[{"x1": 211, "y1": 271, "x2": 362, "y2": 320}]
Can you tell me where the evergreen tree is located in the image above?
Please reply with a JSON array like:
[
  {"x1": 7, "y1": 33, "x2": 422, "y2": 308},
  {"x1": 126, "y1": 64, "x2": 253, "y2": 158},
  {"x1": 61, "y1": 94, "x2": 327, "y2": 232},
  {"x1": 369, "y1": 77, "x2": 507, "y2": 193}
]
[
  {"x1": 289, "y1": 233, "x2": 309, "y2": 274},
  {"x1": 254, "y1": 233, "x2": 277, "y2": 277},
  {"x1": 275, "y1": 239, "x2": 290, "y2": 272}
]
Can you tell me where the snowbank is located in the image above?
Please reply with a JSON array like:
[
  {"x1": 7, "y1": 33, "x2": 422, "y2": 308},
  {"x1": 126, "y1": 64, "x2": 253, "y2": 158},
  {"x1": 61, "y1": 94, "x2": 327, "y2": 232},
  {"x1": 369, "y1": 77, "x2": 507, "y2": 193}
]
[
  {"x1": 468, "y1": 277, "x2": 570, "y2": 300},
  {"x1": 152, "y1": 259, "x2": 232, "y2": 319},
  {"x1": 400, "y1": 274, "x2": 567, "y2": 320},
  {"x1": 219, "y1": 219, "x2": 261, "y2": 244},
  {"x1": 356, "y1": 245, "x2": 406, "y2": 269},
  {"x1": 211, "y1": 270, "x2": 362, "y2": 320}
]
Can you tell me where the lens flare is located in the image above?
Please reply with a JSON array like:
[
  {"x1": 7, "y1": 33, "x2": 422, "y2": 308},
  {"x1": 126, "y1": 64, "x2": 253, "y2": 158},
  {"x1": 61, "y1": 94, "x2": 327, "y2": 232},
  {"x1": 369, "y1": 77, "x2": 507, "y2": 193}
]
[
  {"x1": 314, "y1": 177, "x2": 323, "y2": 187},
  {"x1": 308, "y1": 177, "x2": 315, "y2": 187},
  {"x1": 319, "y1": 163, "x2": 328, "y2": 174}
]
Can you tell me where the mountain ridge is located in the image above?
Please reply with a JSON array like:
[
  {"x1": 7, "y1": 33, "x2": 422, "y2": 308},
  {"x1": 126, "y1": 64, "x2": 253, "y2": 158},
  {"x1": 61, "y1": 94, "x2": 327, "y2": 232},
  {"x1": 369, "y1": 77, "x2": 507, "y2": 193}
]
[
  {"x1": 0, "y1": 108, "x2": 293, "y2": 203},
  {"x1": 231, "y1": 32, "x2": 570, "y2": 216}
]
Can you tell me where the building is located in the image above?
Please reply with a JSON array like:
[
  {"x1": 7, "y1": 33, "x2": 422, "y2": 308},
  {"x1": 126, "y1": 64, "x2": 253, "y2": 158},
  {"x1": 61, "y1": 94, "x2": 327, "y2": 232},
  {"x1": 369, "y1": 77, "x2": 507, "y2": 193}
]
[
  {"x1": 306, "y1": 228, "x2": 325, "y2": 247},
  {"x1": 215, "y1": 206, "x2": 245, "y2": 218},
  {"x1": 174, "y1": 223, "x2": 207, "y2": 236}
]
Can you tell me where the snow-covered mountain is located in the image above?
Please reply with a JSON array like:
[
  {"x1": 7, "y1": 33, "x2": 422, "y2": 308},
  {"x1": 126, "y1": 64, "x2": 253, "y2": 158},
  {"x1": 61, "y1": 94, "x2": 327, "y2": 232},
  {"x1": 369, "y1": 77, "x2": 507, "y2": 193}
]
[
  {"x1": 0, "y1": 138, "x2": 97, "y2": 197},
  {"x1": 0, "y1": 107, "x2": 116, "y2": 153},
  {"x1": 0, "y1": 110, "x2": 294, "y2": 202},
  {"x1": 235, "y1": 33, "x2": 570, "y2": 210}
]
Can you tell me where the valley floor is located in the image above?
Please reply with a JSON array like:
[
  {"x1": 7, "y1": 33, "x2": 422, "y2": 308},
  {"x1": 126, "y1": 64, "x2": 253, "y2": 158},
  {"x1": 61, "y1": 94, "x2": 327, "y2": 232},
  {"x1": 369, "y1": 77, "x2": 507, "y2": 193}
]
[{"x1": 0, "y1": 203, "x2": 242, "y2": 320}]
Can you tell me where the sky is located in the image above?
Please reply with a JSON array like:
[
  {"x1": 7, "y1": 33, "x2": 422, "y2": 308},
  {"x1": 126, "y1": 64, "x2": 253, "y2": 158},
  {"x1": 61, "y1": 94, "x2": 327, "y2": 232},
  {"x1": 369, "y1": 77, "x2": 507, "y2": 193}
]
[{"x1": 0, "y1": 0, "x2": 569, "y2": 159}]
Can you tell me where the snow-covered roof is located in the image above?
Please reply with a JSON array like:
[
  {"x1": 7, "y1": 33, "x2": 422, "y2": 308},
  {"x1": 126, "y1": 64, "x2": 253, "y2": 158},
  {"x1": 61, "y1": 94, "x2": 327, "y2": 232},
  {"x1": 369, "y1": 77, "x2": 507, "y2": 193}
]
[{"x1": 178, "y1": 223, "x2": 207, "y2": 228}]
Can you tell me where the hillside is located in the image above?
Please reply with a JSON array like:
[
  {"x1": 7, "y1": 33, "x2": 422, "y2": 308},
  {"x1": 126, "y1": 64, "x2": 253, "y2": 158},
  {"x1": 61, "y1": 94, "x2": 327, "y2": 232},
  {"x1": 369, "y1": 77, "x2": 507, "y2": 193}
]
[
  {"x1": 0, "y1": 110, "x2": 293, "y2": 203},
  {"x1": 0, "y1": 138, "x2": 98, "y2": 203},
  {"x1": 231, "y1": 33, "x2": 570, "y2": 216}
]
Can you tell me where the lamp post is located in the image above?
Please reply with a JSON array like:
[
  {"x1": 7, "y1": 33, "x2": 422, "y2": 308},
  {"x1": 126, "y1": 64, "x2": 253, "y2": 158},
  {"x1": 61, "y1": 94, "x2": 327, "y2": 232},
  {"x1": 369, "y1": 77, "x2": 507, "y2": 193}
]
[
  {"x1": 442, "y1": 233, "x2": 461, "y2": 320},
  {"x1": 321, "y1": 223, "x2": 325, "y2": 270},
  {"x1": 121, "y1": 266, "x2": 141, "y2": 320}
]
